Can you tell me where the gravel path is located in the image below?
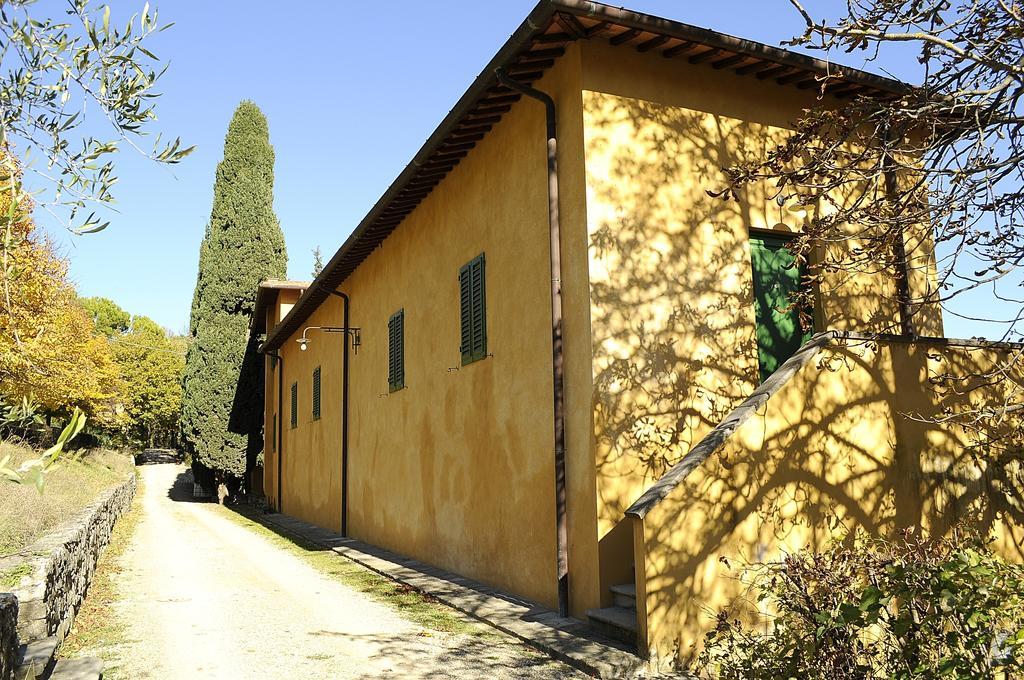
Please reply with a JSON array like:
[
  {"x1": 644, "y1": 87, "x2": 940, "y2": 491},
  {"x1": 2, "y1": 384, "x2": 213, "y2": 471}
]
[{"x1": 87, "y1": 463, "x2": 582, "y2": 679}]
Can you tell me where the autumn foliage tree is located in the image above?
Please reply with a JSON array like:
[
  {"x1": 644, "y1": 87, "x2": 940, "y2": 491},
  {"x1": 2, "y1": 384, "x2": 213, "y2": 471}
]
[
  {"x1": 2, "y1": 156, "x2": 188, "y2": 448},
  {"x1": 76, "y1": 295, "x2": 187, "y2": 447},
  {"x1": 1, "y1": 0, "x2": 189, "y2": 430},
  {"x1": 0, "y1": 1, "x2": 189, "y2": 469},
  {"x1": 0, "y1": 155, "x2": 120, "y2": 423},
  {"x1": 111, "y1": 315, "x2": 186, "y2": 448}
]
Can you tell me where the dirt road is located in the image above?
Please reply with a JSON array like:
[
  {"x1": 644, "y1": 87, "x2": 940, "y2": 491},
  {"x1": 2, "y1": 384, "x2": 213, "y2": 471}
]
[{"x1": 72, "y1": 463, "x2": 580, "y2": 679}]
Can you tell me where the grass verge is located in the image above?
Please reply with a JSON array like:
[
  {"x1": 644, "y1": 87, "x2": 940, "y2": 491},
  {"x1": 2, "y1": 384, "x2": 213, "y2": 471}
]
[
  {"x1": 58, "y1": 475, "x2": 142, "y2": 678},
  {"x1": 0, "y1": 562, "x2": 32, "y2": 589},
  {"x1": 222, "y1": 505, "x2": 496, "y2": 639}
]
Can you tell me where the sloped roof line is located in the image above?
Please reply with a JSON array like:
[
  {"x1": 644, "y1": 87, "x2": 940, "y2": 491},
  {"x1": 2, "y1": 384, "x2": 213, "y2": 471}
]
[{"x1": 262, "y1": 0, "x2": 908, "y2": 351}]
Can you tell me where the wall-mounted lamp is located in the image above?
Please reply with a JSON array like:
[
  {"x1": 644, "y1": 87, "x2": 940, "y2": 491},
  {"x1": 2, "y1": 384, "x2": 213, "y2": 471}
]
[{"x1": 298, "y1": 326, "x2": 362, "y2": 353}]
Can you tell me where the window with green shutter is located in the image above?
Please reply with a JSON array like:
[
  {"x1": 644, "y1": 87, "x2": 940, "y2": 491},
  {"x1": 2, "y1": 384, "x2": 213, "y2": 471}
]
[
  {"x1": 290, "y1": 382, "x2": 298, "y2": 429},
  {"x1": 459, "y1": 253, "x2": 487, "y2": 365},
  {"x1": 750, "y1": 233, "x2": 813, "y2": 383},
  {"x1": 312, "y1": 366, "x2": 321, "y2": 420},
  {"x1": 388, "y1": 309, "x2": 405, "y2": 392}
]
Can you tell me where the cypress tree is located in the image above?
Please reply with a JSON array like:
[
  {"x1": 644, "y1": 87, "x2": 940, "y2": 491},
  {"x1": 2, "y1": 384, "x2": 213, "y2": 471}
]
[{"x1": 181, "y1": 101, "x2": 286, "y2": 485}]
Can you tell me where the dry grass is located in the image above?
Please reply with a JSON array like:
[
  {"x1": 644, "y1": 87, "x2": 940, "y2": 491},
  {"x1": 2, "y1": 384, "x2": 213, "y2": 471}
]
[{"x1": 0, "y1": 441, "x2": 135, "y2": 556}]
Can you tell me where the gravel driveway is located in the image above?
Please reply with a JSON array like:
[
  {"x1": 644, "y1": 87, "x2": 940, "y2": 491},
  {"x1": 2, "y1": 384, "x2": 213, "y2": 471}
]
[{"x1": 76, "y1": 463, "x2": 582, "y2": 679}]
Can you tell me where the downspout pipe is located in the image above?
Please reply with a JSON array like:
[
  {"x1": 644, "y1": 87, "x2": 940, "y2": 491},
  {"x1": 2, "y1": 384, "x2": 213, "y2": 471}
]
[
  {"x1": 323, "y1": 288, "x2": 352, "y2": 537},
  {"x1": 261, "y1": 348, "x2": 285, "y2": 512},
  {"x1": 496, "y1": 67, "x2": 570, "y2": 619}
]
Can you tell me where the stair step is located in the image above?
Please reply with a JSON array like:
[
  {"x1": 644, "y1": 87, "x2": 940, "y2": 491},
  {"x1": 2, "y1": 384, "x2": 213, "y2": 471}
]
[
  {"x1": 14, "y1": 636, "x2": 58, "y2": 680},
  {"x1": 50, "y1": 657, "x2": 104, "y2": 680},
  {"x1": 586, "y1": 606, "x2": 638, "y2": 648},
  {"x1": 609, "y1": 582, "x2": 636, "y2": 609}
]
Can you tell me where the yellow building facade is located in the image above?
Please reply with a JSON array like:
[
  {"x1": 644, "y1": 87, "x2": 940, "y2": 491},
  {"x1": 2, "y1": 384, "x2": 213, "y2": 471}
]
[{"x1": 255, "y1": 1, "x2": 1022, "y2": 668}]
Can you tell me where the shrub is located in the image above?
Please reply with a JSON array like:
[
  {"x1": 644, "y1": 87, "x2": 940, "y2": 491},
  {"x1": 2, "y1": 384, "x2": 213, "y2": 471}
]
[
  {"x1": 0, "y1": 395, "x2": 45, "y2": 442},
  {"x1": 700, "y1": 530, "x2": 1024, "y2": 679}
]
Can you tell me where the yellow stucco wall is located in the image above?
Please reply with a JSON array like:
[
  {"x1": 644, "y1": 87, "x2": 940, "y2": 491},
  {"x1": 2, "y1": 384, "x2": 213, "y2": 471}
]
[
  {"x1": 259, "y1": 35, "x2": 968, "y2": 630},
  {"x1": 636, "y1": 337, "x2": 1024, "y2": 664},
  {"x1": 263, "y1": 44, "x2": 602, "y2": 614},
  {"x1": 578, "y1": 40, "x2": 945, "y2": 600},
  {"x1": 274, "y1": 293, "x2": 348, "y2": 529}
]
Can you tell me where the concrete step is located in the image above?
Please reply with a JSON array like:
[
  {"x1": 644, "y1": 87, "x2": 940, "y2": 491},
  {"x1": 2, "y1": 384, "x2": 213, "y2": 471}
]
[
  {"x1": 49, "y1": 657, "x2": 104, "y2": 680},
  {"x1": 586, "y1": 606, "x2": 637, "y2": 648},
  {"x1": 610, "y1": 582, "x2": 636, "y2": 609},
  {"x1": 13, "y1": 636, "x2": 58, "y2": 680}
]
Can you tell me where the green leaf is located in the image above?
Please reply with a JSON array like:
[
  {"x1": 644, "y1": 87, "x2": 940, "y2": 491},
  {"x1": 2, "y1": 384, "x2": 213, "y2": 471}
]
[
  {"x1": 859, "y1": 585, "x2": 883, "y2": 611},
  {"x1": 41, "y1": 407, "x2": 87, "y2": 467},
  {"x1": 75, "y1": 220, "x2": 109, "y2": 235},
  {"x1": 839, "y1": 602, "x2": 863, "y2": 625}
]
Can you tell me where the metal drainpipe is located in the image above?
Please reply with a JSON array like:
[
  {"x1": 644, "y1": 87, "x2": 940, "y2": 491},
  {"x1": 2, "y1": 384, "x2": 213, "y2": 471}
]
[
  {"x1": 323, "y1": 288, "x2": 352, "y2": 537},
  {"x1": 261, "y1": 349, "x2": 285, "y2": 512},
  {"x1": 496, "y1": 67, "x2": 570, "y2": 618}
]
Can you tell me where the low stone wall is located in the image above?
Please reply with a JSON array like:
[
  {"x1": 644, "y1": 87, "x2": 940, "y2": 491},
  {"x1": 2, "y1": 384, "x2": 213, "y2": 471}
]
[
  {"x1": 0, "y1": 473, "x2": 136, "y2": 649},
  {"x1": 0, "y1": 594, "x2": 15, "y2": 680}
]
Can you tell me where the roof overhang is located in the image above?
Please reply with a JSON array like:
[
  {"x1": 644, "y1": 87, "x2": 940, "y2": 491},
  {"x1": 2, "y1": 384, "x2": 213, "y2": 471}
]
[
  {"x1": 252, "y1": 280, "x2": 310, "y2": 337},
  {"x1": 262, "y1": 0, "x2": 909, "y2": 352}
]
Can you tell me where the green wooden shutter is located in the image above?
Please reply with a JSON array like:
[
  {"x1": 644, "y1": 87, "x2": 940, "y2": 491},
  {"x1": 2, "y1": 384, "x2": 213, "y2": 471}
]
[
  {"x1": 459, "y1": 254, "x2": 487, "y2": 365},
  {"x1": 290, "y1": 382, "x2": 298, "y2": 429},
  {"x1": 312, "y1": 366, "x2": 321, "y2": 420},
  {"x1": 459, "y1": 263, "x2": 473, "y2": 360},
  {"x1": 470, "y1": 255, "x2": 486, "y2": 361},
  {"x1": 388, "y1": 309, "x2": 405, "y2": 392},
  {"x1": 750, "y1": 234, "x2": 813, "y2": 383}
]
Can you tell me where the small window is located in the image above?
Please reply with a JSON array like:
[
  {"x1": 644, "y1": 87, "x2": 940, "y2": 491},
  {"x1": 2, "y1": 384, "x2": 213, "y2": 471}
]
[
  {"x1": 312, "y1": 366, "x2": 322, "y2": 420},
  {"x1": 459, "y1": 253, "x2": 487, "y2": 365},
  {"x1": 290, "y1": 382, "x2": 298, "y2": 429},
  {"x1": 388, "y1": 309, "x2": 405, "y2": 392},
  {"x1": 750, "y1": 233, "x2": 813, "y2": 383}
]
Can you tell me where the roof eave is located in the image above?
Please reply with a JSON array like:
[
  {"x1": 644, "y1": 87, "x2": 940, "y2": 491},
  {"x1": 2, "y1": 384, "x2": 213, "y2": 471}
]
[
  {"x1": 262, "y1": 0, "x2": 560, "y2": 352},
  {"x1": 262, "y1": 0, "x2": 911, "y2": 352},
  {"x1": 252, "y1": 280, "x2": 310, "y2": 337},
  {"x1": 553, "y1": 0, "x2": 907, "y2": 95}
]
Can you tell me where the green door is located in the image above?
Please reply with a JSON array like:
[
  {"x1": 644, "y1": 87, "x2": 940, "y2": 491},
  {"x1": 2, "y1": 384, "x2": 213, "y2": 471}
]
[{"x1": 750, "y1": 234, "x2": 812, "y2": 383}]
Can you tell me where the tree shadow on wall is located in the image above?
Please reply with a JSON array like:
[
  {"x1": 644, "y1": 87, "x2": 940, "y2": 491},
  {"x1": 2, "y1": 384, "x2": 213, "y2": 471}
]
[
  {"x1": 585, "y1": 93, "x2": 794, "y2": 588},
  {"x1": 582, "y1": 92, "x2": 1024, "y2": 601},
  {"x1": 640, "y1": 338, "x2": 1024, "y2": 660}
]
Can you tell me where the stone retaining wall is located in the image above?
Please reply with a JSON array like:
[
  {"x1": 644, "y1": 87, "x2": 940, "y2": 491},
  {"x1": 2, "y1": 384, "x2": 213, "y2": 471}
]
[
  {"x1": 0, "y1": 595, "x2": 15, "y2": 680},
  {"x1": 0, "y1": 472, "x2": 136, "y2": 667}
]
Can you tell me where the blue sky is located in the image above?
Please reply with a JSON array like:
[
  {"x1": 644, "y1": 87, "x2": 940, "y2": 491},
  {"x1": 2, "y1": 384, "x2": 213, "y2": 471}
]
[{"x1": 33, "y1": 0, "x2": 1006, "y2": 337}]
